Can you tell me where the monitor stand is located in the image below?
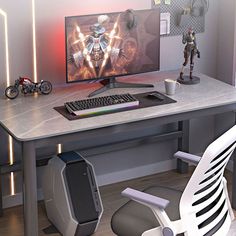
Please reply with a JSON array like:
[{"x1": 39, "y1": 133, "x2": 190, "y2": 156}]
[{"x1": 88, "y1": 77, "x2": 154, "y2": 97}]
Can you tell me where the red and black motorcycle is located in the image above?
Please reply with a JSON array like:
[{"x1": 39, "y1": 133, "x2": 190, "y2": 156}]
[{"x1": 5, "y1": 77, "x2": 52, "y2": 99}]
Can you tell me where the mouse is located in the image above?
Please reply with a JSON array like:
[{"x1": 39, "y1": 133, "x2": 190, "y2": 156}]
[{"x1": 147, "y1": 92, "x2": 165, "y2": 101}]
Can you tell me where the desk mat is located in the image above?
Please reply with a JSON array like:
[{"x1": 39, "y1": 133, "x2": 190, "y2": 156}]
[{"x1": 54, "y1": 91, "x2": 176, "y2": 121}]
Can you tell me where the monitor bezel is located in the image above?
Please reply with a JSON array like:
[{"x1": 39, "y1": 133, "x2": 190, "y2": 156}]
[{"x1": 65, "y1": 8, "x2": 160, "y2": 84}]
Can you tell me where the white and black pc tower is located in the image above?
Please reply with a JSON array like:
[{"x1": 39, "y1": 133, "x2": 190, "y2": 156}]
[{"x1": 42, "y1": 151, "x2": 103, "y2": 236}]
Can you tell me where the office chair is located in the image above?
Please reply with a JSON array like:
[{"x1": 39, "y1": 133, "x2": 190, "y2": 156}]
[{"x1": 111, "y1": 125, "x2": 236, "y2": 236}]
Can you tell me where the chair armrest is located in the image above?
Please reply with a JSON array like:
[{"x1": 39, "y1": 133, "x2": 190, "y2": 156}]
[
  {"x1": 121, "y1": 188, "x2": 169, "y2": 210},
  {"x1": 174, "y1": 151, "x2": 201, "y2": 165},
  {"x1": 122, "y1": 188, "x2": 177, "y2": 234}
]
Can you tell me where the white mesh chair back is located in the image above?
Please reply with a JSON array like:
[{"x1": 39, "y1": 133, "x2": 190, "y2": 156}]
[{"x1": 180, "y1": 125, "x2": 236, "y2": 236}]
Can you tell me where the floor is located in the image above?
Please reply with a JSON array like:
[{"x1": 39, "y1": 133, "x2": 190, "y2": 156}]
[{"x1": 0, "y1": 168, "x2": 234, "y2": 236}]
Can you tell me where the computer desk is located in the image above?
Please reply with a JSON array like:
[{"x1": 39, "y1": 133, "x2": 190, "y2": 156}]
[{"x1": 1, "y1": 71, "x2": 236, "y2": 236}]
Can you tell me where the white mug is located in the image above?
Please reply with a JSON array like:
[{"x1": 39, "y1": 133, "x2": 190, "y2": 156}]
[{"x1": 164, "y1": 79, "x2": 181, "y2": 95}]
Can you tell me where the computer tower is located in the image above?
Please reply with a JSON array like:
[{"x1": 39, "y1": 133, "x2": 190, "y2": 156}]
[{"x1": 42, "y1": 151, "x2": 103, "y2": 236}]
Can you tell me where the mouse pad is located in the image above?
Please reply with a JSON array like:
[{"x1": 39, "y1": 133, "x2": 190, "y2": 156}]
[{"x1": 54, "y1": 91, "x2": 176, "y2": 121}]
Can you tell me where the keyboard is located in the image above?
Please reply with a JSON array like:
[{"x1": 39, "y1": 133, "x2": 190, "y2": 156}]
[{"x1": 64, "y1": 93, "x2": 139, "y2": 116}]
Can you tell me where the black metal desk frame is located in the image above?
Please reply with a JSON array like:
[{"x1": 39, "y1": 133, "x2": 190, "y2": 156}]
[{"x1": 11, "y1": 102, "x2": 236, "y2": 236}]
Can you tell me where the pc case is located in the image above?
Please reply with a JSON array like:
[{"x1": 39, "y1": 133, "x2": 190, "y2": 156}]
[{"x1": 42, "y1": 151, "x2": 103, "y2": 236}]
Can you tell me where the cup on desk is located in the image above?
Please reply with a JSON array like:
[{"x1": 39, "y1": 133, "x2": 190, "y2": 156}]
[{"x1": 164, "y1": 79, "x2": 180, "y2": 95}]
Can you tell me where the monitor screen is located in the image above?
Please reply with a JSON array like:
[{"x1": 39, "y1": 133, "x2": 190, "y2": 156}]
[{"x1": 65, "y1": 9, "x2": 160, "y2": 83}]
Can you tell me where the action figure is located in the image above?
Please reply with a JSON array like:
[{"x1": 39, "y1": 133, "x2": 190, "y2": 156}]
[{"x1": 178, "y1": 28, "x2": 200, "y2": 84}]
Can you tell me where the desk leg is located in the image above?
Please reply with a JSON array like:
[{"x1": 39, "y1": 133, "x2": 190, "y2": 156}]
[
  {"x1": 22, "y1": 141, "x2": 38, "y2": 236},
  {"x1": 177, "y1": 120, "x2": 190, "y2": 173}
]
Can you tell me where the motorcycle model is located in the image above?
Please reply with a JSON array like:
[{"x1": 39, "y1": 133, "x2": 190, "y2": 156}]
[{"x1": 5, "y1": 77, "x2": 52, "y2": 99}]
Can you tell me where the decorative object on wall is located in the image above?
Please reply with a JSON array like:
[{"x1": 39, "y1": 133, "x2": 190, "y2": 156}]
[
  {"x1": 160, "y1": 12, "x2": 171, "y2": 35},
  {"x1": 5, "y1": 77, "x2": 52, "y2": 99},
  {"x1": 152, "y1": 0, "x2": 206, "y2": 37},
  {"x1": 165, "y1": 0, "x2": 171, "y2": 5},
  {"x1": 190, "y1": 0, "x2": 209, "y2": 17},
  {"x1": 178, "y1": 28, "x2": 200, "y2": 84},
  {"x1": 154, "y1": 0, "x2": 161, "y2": 5},
  {"x1": 125, "y1": 9, "x2": 138, "y2": 30}
]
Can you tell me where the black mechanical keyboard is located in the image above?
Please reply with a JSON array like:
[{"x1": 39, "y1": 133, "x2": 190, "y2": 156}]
[{"x1": 64, "y1": 93, "x2": 139, "y2": 116}]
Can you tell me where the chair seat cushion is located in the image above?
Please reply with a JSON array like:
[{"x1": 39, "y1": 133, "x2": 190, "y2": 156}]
[{"x1": 111, "y1": 186, "x2": 182, "y2": 236}]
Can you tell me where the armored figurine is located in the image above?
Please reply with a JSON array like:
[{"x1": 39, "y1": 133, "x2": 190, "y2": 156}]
[
  {"x1": 178, "y1": 28, "x2": 200, "y2": 84},
  {"x1": 71, "y1": 15, "x2": 123, "y2": 78}
]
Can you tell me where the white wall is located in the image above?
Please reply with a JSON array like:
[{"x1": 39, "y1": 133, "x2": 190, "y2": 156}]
[
  {"x1": 0, "y1": 1, "x2": 33, "y2": 89},
  {"x1": 216, "y1": 0, "x2": 236, "y2": 85},
  {"x1": 214, "y1": 1, "x2": 236, "y2": 144}
]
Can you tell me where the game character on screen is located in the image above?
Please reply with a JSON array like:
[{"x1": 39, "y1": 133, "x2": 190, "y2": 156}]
[{"x1": 70, "y1": 15, "x2": 125, "y2": 78}]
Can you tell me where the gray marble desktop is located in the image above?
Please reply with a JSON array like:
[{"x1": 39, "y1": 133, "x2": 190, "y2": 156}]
[{"x1": 1, "y1": 71, "x2": 236, "y2": 141}]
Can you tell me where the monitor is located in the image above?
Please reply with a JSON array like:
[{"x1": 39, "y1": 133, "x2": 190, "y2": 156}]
[{"x1": 65, "y1": 9, "x2": 160, "y2": 96}]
